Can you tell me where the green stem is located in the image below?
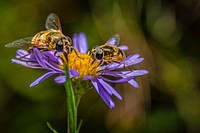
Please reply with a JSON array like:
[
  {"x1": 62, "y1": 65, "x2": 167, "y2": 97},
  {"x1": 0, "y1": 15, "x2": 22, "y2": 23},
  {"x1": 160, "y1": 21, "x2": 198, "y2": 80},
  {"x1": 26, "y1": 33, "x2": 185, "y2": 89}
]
[
  {"x1": 65, "y1": 64, "x2": 77, "y2": 133},
  {"x1": 64, "y1": 65, "x2": 93, "y2": 133}
]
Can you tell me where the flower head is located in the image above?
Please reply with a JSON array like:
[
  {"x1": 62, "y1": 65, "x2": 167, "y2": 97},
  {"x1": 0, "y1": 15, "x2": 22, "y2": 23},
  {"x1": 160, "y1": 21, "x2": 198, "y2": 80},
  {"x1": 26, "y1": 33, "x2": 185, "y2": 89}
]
[{"x1": 12, "y1": 32, "x2": 148, "y2": 108}]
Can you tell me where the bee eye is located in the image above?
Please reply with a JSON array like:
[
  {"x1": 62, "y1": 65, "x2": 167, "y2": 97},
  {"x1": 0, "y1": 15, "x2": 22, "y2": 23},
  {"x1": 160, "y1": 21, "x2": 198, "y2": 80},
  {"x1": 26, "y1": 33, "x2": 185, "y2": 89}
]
[
  {"x1": 96, "y1": 52, "x2": 103, "y2": 60},
  {"x1": 56, "y1": 39, "x2": 63, "y2": 52},
  {"x1": 95, "y1": 48, "x2": 104, "y2": 60}
]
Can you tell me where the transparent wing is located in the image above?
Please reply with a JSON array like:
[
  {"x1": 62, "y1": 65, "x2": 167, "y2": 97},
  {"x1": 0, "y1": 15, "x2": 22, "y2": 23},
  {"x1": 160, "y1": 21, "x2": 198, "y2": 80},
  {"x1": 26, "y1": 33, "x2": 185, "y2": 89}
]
[
  {"x1": 45, "y1": 13, "x2": 62, "y2": 32},
  {"x1": 106, "y1": 34, "x2": 120, "y2": 46},
  {"x1": 5, "y1": 37, "x2": 33, "y2": 48}
]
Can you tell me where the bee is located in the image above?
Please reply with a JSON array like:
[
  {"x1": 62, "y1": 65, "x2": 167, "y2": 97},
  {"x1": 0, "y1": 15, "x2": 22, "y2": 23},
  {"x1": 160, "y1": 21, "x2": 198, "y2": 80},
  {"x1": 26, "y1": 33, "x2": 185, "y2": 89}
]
[
  {"x1": 90, "y1": 34, "x2": 126, "y2": 65},
  {"x1": 5, "y1": 13, "x2": 73, "y2": 57}
]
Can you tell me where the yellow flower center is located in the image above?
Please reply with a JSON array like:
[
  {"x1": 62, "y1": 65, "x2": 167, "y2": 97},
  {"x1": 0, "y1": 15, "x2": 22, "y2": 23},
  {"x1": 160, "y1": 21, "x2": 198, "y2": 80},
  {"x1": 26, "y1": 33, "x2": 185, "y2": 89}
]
[{"x1": 60, "y1": 50, "x2": 101, "y2": 77}]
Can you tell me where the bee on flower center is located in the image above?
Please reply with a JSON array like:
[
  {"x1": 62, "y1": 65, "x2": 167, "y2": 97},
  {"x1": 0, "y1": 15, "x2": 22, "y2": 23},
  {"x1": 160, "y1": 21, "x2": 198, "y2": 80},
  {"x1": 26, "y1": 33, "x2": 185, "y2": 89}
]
[
  {"x1": 90, "y1": 34, "x2": 126, "y2": 65},
  {"x1": 5, "y1": 13, "x2": 73, "y2": 57}
]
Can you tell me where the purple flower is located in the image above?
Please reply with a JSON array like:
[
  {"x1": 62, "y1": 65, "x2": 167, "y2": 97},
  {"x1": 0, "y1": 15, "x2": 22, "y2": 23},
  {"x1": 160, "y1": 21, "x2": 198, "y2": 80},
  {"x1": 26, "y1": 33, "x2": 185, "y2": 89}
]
[{"x1": 12, "y1": 32, "x2": 148, "y2": 108}]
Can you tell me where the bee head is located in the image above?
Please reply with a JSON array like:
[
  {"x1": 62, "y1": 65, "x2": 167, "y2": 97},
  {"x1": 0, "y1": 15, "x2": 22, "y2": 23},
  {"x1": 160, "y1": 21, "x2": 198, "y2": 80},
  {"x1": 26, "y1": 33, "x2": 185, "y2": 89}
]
[
  {"x1": 56, "y1": 39, "x2": 64, "y2": 52},
  {"x1": 91, "y1": 46, "x2": 104, "y2": 60},
  {"x1": 56, "y1": 37, "x2": 72, "y2": 52}
]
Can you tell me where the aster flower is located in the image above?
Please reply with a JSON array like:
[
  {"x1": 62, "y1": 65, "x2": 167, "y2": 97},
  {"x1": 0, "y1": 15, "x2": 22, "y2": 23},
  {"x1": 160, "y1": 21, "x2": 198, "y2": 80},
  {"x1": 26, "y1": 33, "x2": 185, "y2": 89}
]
[{"x1": 12, "y1": 32, "x2": 148, "y2": 108}]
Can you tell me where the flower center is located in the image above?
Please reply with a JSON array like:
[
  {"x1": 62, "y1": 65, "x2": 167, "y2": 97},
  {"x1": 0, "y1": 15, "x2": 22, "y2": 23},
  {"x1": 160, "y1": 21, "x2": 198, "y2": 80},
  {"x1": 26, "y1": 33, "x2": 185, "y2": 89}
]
[{"x1": 60, "y1": 50, "x2": 101, "y2": 77}]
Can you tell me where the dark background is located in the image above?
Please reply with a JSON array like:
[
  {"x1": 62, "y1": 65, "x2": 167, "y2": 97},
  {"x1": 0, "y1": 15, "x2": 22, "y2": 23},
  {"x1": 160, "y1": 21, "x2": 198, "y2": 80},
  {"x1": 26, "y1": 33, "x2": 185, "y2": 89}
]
[{"x1": 0, "y1": 0, "x2": 200, "y2": 133}]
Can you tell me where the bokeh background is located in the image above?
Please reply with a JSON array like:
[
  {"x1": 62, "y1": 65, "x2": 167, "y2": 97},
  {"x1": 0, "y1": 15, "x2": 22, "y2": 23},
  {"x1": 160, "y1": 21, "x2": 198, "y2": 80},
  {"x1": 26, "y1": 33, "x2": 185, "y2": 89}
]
[{"x1": 1, "y1": 0, "x2": 200, "y2": 133}]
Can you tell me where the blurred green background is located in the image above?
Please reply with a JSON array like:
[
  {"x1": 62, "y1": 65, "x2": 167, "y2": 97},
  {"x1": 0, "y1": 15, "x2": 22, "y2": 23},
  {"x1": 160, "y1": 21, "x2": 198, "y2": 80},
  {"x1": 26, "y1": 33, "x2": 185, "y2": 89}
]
[{"x1": 1, "y1": 0, "x2": 200, "y2": 133}]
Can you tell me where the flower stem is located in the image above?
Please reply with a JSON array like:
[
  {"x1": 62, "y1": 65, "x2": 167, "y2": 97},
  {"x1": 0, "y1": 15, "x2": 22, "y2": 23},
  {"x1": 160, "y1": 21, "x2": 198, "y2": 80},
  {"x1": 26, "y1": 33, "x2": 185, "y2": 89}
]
[{"x1": 65, "y1": 64, "x2": 77, "y2": 133}]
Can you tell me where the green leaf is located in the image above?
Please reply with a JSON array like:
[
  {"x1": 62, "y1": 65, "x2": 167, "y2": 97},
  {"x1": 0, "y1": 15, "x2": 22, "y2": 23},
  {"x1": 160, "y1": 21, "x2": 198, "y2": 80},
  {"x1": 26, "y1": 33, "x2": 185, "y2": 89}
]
[
  {"x1": 76, "y1": 119, "x2": 83, "y2": 133},
  {"x1": 46, "y1": 122, "x2": 58, "y2": 133}
]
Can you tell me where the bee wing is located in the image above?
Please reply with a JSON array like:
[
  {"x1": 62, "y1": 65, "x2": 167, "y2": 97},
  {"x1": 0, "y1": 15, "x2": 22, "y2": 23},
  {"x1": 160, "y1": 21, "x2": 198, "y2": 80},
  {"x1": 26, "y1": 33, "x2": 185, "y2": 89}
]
[
  {"x1": 5, "y1": 37, "x2": 33, "y2": 48},
  {"x1": 45, "y1": 13, "x2": 62, "y2": 32},
  {"x1": 106, "y1": 34, "x2": 120, "y2": 46}
]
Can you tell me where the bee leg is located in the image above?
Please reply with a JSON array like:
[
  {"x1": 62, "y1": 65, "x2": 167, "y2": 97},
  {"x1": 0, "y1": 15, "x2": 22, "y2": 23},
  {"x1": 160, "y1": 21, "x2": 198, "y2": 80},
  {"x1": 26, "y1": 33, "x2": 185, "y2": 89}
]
[
  {"x1": 98, "y1": 60, "x2": 103, "y2": 66},
  {"x1": 74, "y1": 49, "x2": 84, "y2": 59},
  {"x1": 62, "y1": 52, "x2": 69, "y2": 62},
  {"x1": 91, "y1": 58, "x2": 104, "y2": 66},
  {"x1": 16, "y1": 48, "x2": 33, "y2": 59},
  {"x1": 122, "y1": 63, "x2": 133, "y2": 72},
  {"x1": 91, "y1": 60, "x2": 103, "y2": 72},
  {"x1": 112, "y1": 61, "x2": 132, "y2": 71},
  {"x1": 17, "y1": 53, "x2": 30, "y2": 59},
  {"x1": 54, "y1": 51, "x2": 57, "y2": 57},
  {"x1": 102, "y1": 60, "x2": 113, "y2": 70},
  {"x1": 59, "y1": 55, "x2": 66, "y2": 63},
  {"x1": 91, "y1": 59, "x2": 96, "y2": 66}
]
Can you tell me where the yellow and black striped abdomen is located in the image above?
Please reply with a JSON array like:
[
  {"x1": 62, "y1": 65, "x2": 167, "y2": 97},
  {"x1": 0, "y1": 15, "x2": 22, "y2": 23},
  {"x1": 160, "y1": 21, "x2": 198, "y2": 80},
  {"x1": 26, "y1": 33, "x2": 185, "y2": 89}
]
[{"x1": 101, "y1": 44, "x2": 126, "y2": 62}]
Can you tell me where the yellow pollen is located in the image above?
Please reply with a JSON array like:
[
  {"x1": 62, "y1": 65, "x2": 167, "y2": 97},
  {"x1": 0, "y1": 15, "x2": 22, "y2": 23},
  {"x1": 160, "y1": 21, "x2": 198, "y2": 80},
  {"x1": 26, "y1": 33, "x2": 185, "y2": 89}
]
[{"x1": 60, "y1": 50, "x2": 101, "y2": 77}]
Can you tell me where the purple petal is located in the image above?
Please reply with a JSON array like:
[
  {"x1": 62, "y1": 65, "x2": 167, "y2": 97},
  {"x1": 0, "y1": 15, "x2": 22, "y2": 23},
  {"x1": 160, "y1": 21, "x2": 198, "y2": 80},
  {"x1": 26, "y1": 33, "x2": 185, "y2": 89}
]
[
  {"x1": 97, "y1": 84, "x2": 115, "y2": 108},
  {"x1": 16, "y1": 50, "x2": 34, "y2": 61},
  {"x1": 73, "y1": 32, "x2": 88, "y2": 54},
  {"x1": 124, "y1": 57, "x2": 144, "y2": 67},
  {"x1": 34, "y1": 48, "x2": 62, "y2": 72},
  {"x1": 12, "y1": 59, "x2": 43, "y2": 69},
  {"x1": 12, "y1": 59, "x2": 29, "y2": 67},
  {"x1": 128, "y1": 54, "x2": 140, "y2": 59},
  {"x1": 100, "y1": 54, "x2": 144, "y2": 71},
  {"x1": 101, "y1": 71, "x2": 132, "y2": 79},
  {"x1": 27, "y1": 62, "x2": 43, "y2": 68},
  {"x1": 83, "y1": 75, "x2": 93, "y2": 80},
  {"x1": 92, "y1": 79, "x2": 115, "y2": 108},
  {"x1": 69, "y1": 69, "x2": 80, "y2": 78},
  {"x1": 100, "y1": 55, "x2": 134, "y2": 70},
  {"x1": 101, "y1": 75, "x2": 139, "y2": 88},
  {"x1": 54, "y1": 70, "x2": 80, "y2": 84},
  {"x1": 91, "y1": 80, "x2": 99, "y2": 93},
  {"x1": 118, "y1": 45, "x2": 128, "y2": 51},
  {"x1": 123, "y1": 70, "x2": 148, "y2": 77},
  {"x1": 101, "y1": 71, "x2": 123, "y2": 77},
  {"x1": 128, "y1": 79, "x2": 139, "y2": 88},
  {"x1": 104, "y1": 70, "x2": 148, "y2": 78},
  {"x1": 43, "y1": 59, "x2": 63, "y2": 72},
  {"x1": 101, "y1": 76, "x2": 133, "y2": 83},
  {"x1": 99, "y1": 62, "x2": 119, "y2": 71},
  {"x1": 16, "y1": 49, "x2": 29, "y2": 56},
  {"x1": 33, "y1": 48, "x2": 48, "y2": 68},
  {"x1": 43, "y1": 51, "x2": 59, "y2": 64},
  {"x1": 98, "y1": 78, "x2": 122, "y2": 100},
  {"x1": 73, "y1": 34, "x2": 78, "y2": 50},
  {"x1": 30, "y1": 71, "x2": 56, "y2": 87},
  {"x1": 122, "y1": 54, "x2": 140, "y2": 63},
  {"x1": 78, "y1": 32, "x2": 88, "y2": 53},
  {"x1": 118, "y1": 54, "x2": 143, "y2": 67},
  {"x1": 55, "y1": 75, "x2": 66, "y2": 84}
]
